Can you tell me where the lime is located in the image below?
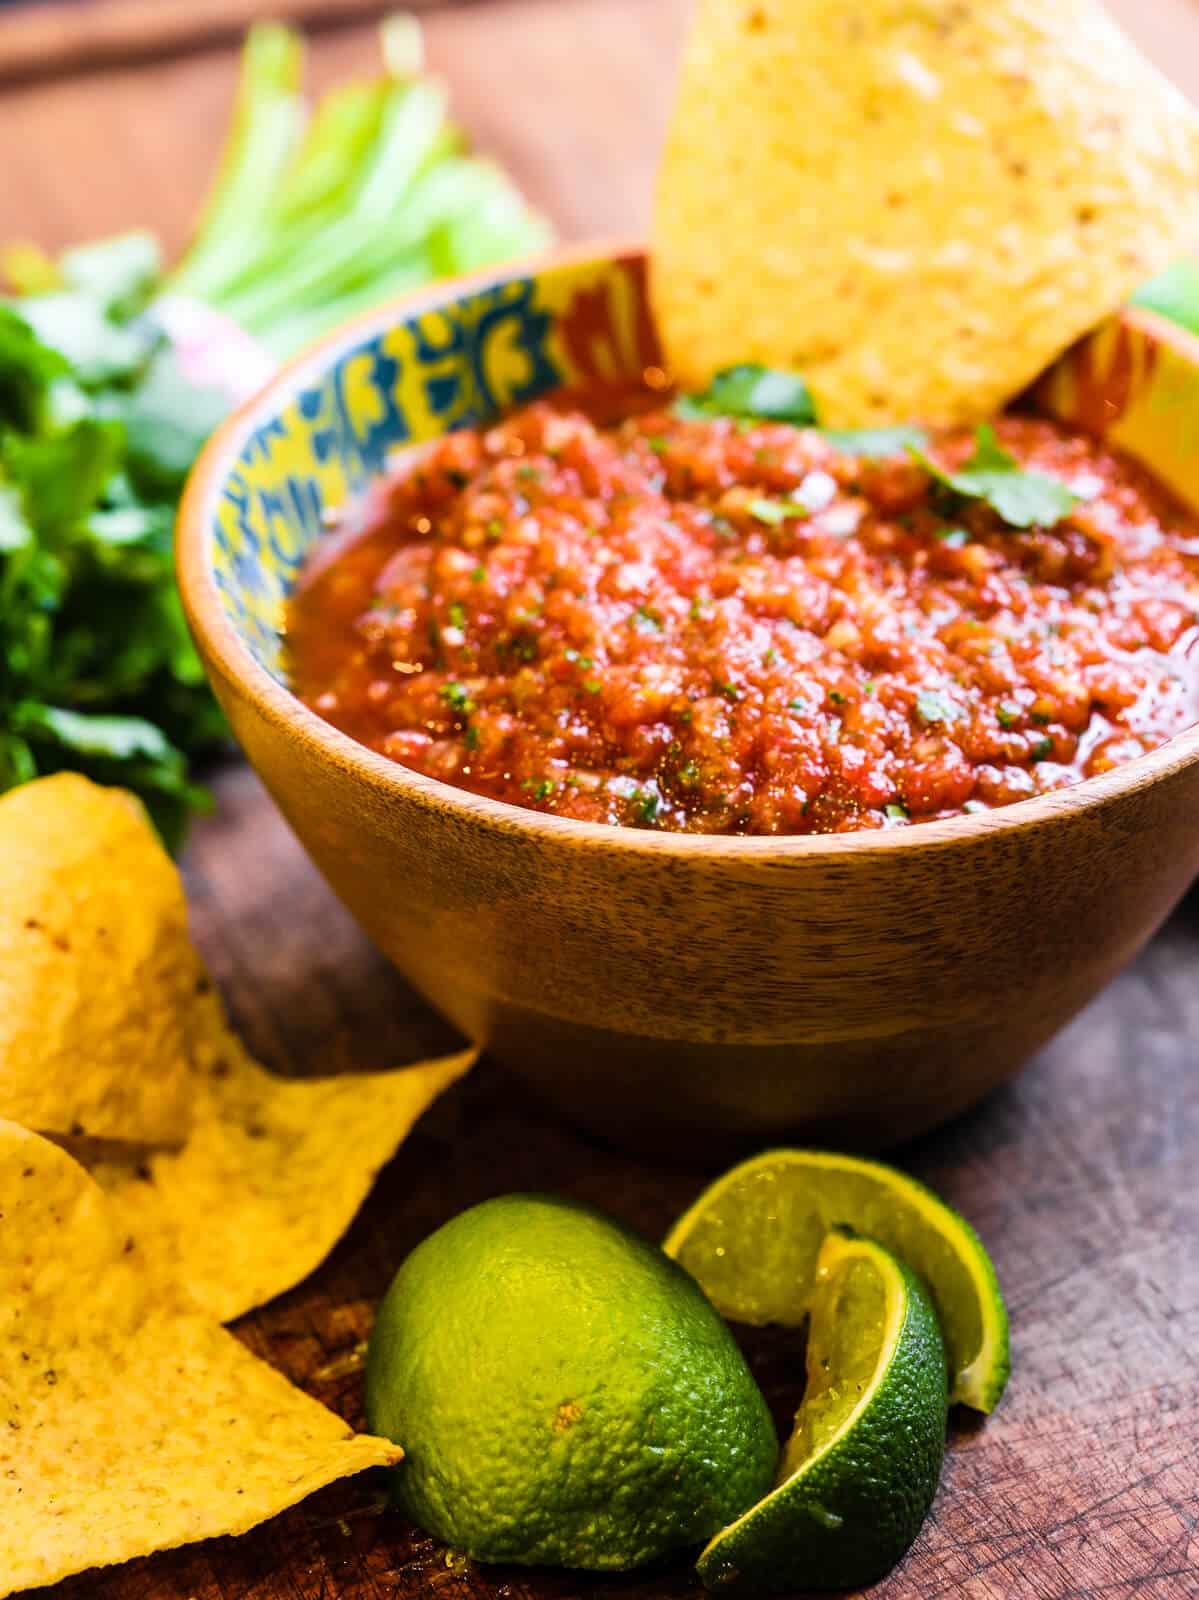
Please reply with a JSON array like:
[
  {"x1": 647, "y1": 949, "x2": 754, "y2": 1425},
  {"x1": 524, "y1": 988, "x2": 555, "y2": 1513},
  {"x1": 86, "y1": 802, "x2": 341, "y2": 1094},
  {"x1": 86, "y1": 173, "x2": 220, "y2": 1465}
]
[
  {"x1": 665, "y1": 1148, "x2": 1008, "y2": 1412},
  {"x1": 365, "y1": 1194, "x2": 778, "y2": 1570},
  {"x1": 697, "y1": 1229, "x2": 947, "y2": 1593}
]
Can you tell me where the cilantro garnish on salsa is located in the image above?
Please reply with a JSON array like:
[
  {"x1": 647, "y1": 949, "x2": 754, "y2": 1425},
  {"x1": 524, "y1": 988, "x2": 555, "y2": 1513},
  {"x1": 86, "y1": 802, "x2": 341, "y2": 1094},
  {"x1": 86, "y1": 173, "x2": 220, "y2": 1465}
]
[{"x1": 911, "y1": 424, "x2": 1079, "y2": 529}]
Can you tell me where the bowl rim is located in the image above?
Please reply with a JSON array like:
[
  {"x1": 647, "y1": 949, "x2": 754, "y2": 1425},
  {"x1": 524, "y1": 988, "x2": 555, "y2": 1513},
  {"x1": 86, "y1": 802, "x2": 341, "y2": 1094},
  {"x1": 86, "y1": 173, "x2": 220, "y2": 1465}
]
[{"x1": 178, "y1": 237, "x2": 1199, "y2": 861}]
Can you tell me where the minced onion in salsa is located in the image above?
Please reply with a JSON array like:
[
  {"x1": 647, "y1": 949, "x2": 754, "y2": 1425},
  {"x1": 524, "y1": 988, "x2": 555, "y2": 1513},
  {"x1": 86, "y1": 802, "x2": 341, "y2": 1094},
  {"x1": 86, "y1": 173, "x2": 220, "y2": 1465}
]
[{"x1": 287, "y1": 383, "x2": 1199, "y2": 835}]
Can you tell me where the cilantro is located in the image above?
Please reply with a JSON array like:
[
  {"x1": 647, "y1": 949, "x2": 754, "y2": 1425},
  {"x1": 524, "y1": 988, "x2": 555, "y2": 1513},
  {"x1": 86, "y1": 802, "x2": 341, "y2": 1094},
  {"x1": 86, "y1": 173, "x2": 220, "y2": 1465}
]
[
  {"x1": 996, "y1": 704, "x2": 1019, "y2": 729},
  {"x1": 463, "y1": 724, "x2": 480, "y2": 751},
  {"x1": 17, "y1": 291, "x2": 150, "y2": 387},
  {"x1": 632, "y1": 790, "x2": 659, "y2": 823},
  {"x1": 0, "y1": 274, "x2": 231, "y2": 849},
  {"x1": 115, "y1": 348, "x2": 230, "y2": 496},
  {"x1": 748, "y1": 497, "x2": 809, "y2": 526},
  {"x1": 915, "y1": 689, "x2": 958, "y2": 725},
  {"x1": 884, "y1": 802, "x2": 909, "y2": 822},
  {"x1": 440, "y1": 682, "x2": 473, "y2": 714},
  {"x1": 675, "y1": 365, "x2": 817, "y2": 426},
  {"x1": 470, "y1": 565, "x2": 485, "y2": 583},
  {"x1": 1030, "y1": 735, "x2": 1054, "y2": 762},
  {"x1": 912, "y1": 425, "x2": 1078, "y2": 529},
  {"x1": 937, "y1": 527, "x2": 969, "y2": 548},
  {"x1": 448, "y1": 601, "x2": 466, "y2": 630},
  {"x1": 827, "y1": 689, "x2": 846, "y2": 705},
  {"x1": 821, "y1": 425, "x2": 929, "y2": 457}
]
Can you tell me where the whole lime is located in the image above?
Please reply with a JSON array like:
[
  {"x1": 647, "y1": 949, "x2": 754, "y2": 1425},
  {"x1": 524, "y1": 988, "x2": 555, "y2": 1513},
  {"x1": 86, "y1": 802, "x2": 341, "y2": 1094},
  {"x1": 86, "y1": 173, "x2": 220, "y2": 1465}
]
[{"x1": 365, "y1": 1194, "x2": 778, "y2": 1570}]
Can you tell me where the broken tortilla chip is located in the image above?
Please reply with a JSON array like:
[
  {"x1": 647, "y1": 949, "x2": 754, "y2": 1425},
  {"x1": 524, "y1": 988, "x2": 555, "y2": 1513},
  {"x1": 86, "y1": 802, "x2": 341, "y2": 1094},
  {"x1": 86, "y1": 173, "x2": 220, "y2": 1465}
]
[
  {"x1": 0, "y1": 1120, "x2": 401, "y2": 1597},
  {"x1": 0, "y1": 774, "x2": 201, "y2": 1145},
  {"x1": 652, "y1": 0, "x2": 1199, "y2": 425},
  {"x1": 86, "y1": 995, "x2": 477, "y2": 1321}
]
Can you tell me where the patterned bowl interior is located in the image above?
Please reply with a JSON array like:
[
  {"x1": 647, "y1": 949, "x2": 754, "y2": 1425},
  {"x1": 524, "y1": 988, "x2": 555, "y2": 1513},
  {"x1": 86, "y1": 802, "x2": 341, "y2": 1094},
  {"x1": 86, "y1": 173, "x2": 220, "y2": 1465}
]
[
  {"x1": 208, "y1": 249, "x2": 1199, "y2": 684},
  {"x1": 210, "y1": 252, "x2": 659, "y2": 681}
]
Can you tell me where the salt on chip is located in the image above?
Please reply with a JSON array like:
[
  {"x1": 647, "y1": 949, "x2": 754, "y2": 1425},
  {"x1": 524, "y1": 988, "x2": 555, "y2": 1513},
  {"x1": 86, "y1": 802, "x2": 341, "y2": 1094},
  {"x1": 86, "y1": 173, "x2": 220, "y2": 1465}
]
[
  {"x1": 0, "y1": 774, "x2": 202, "y2": 1145},
  {"x1": 0, "y1": 1120, "x2": 401, "y2": 1597},
  {"x1": 86, "y1": 996, "x2": 477, "y2": 1322},
  {"x1": 652, "y1": 0, "x2": 1199, "y2": 425}
]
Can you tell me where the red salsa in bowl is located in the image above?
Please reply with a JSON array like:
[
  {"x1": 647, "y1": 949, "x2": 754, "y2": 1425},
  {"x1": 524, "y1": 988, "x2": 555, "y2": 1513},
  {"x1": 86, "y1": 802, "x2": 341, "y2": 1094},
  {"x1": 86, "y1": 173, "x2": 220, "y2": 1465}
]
[{"x1": 286, "y1": 389, "x2": 1199, "y2": 835}]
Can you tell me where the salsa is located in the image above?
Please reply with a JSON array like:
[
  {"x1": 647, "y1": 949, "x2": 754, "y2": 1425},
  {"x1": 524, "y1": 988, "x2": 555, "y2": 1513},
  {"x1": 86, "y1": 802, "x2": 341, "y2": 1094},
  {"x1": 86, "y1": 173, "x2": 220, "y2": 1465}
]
[{"x1": 287, "y1": 391, "x2": 1199, "y2": 835}]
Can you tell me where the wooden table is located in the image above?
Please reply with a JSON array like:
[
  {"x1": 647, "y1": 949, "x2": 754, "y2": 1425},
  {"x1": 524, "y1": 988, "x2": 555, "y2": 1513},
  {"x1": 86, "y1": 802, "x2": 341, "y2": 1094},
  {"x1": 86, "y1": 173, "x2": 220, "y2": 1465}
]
[{"x1": 4, "y1": 1, "x2": 1198, "y2": 1596}]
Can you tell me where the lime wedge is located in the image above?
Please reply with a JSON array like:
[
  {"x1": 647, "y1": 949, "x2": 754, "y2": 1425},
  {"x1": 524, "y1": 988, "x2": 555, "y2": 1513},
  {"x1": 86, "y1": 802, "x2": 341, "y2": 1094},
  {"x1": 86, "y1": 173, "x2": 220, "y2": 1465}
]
[
  {"x1": 665, "y1": 1149, "x2": 1008, "y2": 1412},
  {"x1": 697, "y1": 1229, "x2": 947, "y2": 1594}
]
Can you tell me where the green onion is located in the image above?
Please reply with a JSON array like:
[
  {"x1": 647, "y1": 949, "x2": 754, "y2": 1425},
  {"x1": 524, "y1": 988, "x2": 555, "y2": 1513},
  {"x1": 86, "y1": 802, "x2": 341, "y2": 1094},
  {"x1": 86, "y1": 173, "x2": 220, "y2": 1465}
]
[{"x1": 169, "y1": 17, "x2": 551, "y2": 359}]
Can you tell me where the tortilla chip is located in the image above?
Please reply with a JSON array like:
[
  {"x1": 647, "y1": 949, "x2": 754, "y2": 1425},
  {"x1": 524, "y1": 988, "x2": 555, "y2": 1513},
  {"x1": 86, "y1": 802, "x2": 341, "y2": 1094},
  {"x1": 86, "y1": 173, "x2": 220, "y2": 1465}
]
[
  {"x1": 0, "y1": 1120, "x2": 401, "y2": 1597},
  {"x1": 87, "y1": 995, "x2": 477, "y2": 1321},
  {"x1": 0, "y1": 774, "x2": 200, "y2": 1145},
  {"x1": 652, "y1": 0, "x2": 1199, "y2": 425}
]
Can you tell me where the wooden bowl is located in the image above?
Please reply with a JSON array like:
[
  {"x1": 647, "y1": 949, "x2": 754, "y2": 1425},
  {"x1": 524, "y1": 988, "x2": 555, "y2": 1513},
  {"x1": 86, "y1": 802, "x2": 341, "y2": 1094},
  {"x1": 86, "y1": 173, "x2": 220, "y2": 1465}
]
[{"x1": 178, "y1": 243, "x2": 1199, "y2": 1151}]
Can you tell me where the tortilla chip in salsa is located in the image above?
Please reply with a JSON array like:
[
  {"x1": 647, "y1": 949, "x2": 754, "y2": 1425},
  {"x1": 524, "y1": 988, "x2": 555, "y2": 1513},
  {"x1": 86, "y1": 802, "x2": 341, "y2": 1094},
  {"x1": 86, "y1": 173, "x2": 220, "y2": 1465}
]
[{"x1": 652, "y1": 0, "x2": 1199, "y2": 425}]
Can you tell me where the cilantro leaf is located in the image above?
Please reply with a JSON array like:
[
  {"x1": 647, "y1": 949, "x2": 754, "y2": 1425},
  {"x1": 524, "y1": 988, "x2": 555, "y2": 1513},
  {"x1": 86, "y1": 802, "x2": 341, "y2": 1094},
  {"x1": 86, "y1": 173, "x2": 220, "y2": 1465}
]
[
  {"x1": 15, "y1": 291, "x2": 152, "y2": 387},
  {"x1": 0, "y1": 483, "x2": 31, "y2": 551},
  {"x1": 116, "y1": 347, "x2": 231, "y2": 496},
  {"x1": 748, "y1": 497, "x2": 810, "y2": 525},
  {"x1": 13, "y1": 702, "x2": 179, "y2": 764},
  {"x1": 676, "y1": 364, "x2": 818, "y2": 425},
  {"x1": 821, "y1": 425, "x2": 930, "y2": 457},
  {"x1": 60, "y1": 231, "x2": 161, "y2": 320},
  {"x1": 912, "y1": 425, "x2": 1078, "y2": 529},
  {"x1": 0, "y1": 305, "x2": 70, "y2": 430},
  {"x1": 3, "y1": 418, "x2": 124, "y2": 535}
]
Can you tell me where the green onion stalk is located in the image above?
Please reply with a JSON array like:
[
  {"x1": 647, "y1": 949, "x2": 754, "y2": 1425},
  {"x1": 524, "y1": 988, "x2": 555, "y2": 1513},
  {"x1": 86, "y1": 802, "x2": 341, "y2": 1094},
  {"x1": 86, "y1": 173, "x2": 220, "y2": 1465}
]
[{"x1": 168, "y1": 14, "x2": 552, "y2": 360}]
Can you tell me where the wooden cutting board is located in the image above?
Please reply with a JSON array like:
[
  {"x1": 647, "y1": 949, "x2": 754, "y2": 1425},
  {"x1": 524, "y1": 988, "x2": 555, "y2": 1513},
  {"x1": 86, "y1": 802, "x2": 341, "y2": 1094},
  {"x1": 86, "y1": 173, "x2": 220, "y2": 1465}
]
[{"x1": 5, "y1": 1, "x2": 1198, "y2": 1595}]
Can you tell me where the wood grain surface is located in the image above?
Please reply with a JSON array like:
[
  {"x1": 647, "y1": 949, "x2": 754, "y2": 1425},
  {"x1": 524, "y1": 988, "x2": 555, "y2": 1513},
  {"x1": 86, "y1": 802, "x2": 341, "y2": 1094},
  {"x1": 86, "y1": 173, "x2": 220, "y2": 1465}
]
[
  {"x1": 0, "y1": 0, "x2": 412, "y2": 85},
  {"x1": 3, "y1": 0, "x2": 1198, "y2": 1595}
]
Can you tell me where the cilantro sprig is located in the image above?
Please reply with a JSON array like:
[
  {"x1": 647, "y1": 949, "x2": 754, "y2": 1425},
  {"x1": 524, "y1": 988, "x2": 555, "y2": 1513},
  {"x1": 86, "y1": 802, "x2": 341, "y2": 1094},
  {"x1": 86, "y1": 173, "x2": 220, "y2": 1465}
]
[
  {"x1": 0, "y1": 237, "x2": 229, "y2": 848},
  {"x1": 911, "y1": 424, "x2": 1078, "y2": 529},
  {"x1": 675, "y1": 364, "x2": 817, "y2": 426}
]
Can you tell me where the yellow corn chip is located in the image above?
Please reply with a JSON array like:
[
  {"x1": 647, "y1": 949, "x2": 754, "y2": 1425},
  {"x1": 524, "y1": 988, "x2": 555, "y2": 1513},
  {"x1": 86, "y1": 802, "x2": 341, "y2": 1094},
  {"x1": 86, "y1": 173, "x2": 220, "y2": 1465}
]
[
  {"x1": 652, "y1": 0, "x2": 1199, "y2": 424},
  {"x1": 0, "y1": 1120, "x2": 401, "y2": 1597},
  {"x1": 87, "y1": 997, "x2": 477, "y2": 1321},
  {"x1": 0, "y1": 774, "x2": 201, "y2": 1145}
]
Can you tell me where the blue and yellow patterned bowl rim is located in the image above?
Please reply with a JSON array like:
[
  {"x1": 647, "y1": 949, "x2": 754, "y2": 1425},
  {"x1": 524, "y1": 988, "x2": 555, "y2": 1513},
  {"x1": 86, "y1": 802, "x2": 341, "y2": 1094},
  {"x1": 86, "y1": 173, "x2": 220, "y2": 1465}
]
[
  {"x1": 179, "y1": 240, "x2": 1199, "y2": 843},
  {"x1": 193, "y1": 242, "x2": 661, "y2": 685}
]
